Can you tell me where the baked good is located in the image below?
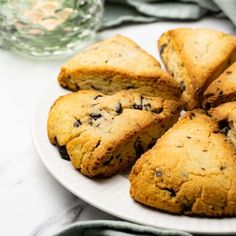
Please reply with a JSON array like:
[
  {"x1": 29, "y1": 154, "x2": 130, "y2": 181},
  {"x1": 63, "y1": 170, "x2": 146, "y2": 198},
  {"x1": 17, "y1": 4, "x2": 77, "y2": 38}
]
[
  {"x1": 48, "y1": 90, "x2": 181, "y2": 177},
  {"x1": 58, "y1": 35, "x2": 181, "y2": 101},
  {"x1": 203, "y1": 62, "x2": 236, "y2": 108},
  {"x1": 158, "y1": 28, "x2": 236, "y2": 110},
  {"x1": 209, "y1": 102, "x2": 236, "y2": 148},
  {"x1": 130, "y1": 110, "x2": 236, "y2": 216}
]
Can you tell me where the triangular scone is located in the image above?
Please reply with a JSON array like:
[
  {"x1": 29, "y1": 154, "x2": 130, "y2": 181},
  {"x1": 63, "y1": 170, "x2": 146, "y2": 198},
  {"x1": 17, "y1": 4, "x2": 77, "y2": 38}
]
[
  {"x1": 58, "y1": 35, "x2": 181, "y2": 101},
  {"x1": 209, "y1": 102, "x2": 236, "y2": 148},
  {"x1": 48, "y1": 90, "x2": 181, "y2": 177},
  {"x1": 203, "y1": 62, "x2": 236, "y2": 108},
  {"x1": 130, "y1": 110, "x2": 236, "y2": 216},
  {"x1": 158, "y1": 28, "x2": 236, "y2": 109}
]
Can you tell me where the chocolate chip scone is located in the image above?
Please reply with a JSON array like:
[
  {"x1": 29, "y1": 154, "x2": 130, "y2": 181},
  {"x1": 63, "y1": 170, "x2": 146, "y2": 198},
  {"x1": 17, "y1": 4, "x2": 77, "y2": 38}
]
[
  {"x1": 209, "y1": 102, "x2": 236, "y2": 148},
  {"x1": 203, "y1": 62, "x2": 236, "y2": 108},
  {"x1": 158, "y1": 28, "x2": 236, "y2": 110},
  {"x1": 58, "y1": 35, "x2": 181, "y2": 101},
  {"x1": 130, "y1": 110, "x2": 236, "y2": 216},
  {"x1": 48, "y1": 90, "x2": 181, "y2": 177}
]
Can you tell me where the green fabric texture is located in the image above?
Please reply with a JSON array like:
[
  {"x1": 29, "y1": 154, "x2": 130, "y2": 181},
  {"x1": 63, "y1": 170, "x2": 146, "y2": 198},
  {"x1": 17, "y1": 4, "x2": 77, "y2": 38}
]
[
  {"x1": 102, "y1": 0, "x2": 236, "y2": 28},
  {"x1": 54, "y1": 220, "x2": 192, "y2": 236}
]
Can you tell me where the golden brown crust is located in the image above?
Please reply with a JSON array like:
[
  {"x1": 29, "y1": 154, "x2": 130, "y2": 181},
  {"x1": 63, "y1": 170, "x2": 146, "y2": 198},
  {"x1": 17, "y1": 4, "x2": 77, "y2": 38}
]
[
  {"x1": 58, "y1": 35, "x2": 181, "y2": 101},
  {"x1": 203, "y1": 62, "x2": 236, "y2": 108},
  {"x1": 158, "y1": 28, "x2": 236, "y2": 110},
  {"x1": 48, "y1": 90, "x2": 181, "y2": 177},
  {"x1": 130, "y1": 110, "x2": 236, "y2": 216},
  {"x1": 209, "y1": 102, "x2": 236, "y2": 149}
]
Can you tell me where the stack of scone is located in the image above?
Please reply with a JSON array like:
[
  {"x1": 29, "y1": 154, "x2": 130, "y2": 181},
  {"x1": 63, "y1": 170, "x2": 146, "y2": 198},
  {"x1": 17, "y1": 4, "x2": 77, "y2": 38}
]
[{"x1": 48, "y1": 28, "x2": 236, "y2": 217}]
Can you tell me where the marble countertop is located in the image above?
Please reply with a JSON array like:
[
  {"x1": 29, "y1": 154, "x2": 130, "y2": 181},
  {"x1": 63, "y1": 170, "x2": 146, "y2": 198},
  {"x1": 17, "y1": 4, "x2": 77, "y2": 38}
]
[{"x1": 0, "y1": 17, "x2": 235, "y2": 236}]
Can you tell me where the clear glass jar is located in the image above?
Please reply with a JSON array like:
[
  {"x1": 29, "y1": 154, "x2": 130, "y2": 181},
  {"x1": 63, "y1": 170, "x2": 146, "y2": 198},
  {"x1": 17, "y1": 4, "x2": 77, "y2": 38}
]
[{"x1": 0, "y1": 0, "x2": 103, "y2": 58}]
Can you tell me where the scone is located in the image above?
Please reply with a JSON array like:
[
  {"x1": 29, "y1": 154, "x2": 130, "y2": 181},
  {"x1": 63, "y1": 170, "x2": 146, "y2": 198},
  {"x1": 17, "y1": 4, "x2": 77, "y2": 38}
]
[
  {"x1": 48, "y1": 90, "x2": 181, "y2": 177},
  {"x1": 130, "y1": 110, "x2": 236, "y2": 216},
  {"x1": 158, "y1": 28, "x2": 236, "y2": 109},
  {"x1": 203, "y1": 62, "x2": 236, "y2": 108},
  {"x1": 209, "y1": 102, "x2": 236, "y2": 148},
  {"x1": 58, "y1": 35, "x2": 181, "y2": 101}
]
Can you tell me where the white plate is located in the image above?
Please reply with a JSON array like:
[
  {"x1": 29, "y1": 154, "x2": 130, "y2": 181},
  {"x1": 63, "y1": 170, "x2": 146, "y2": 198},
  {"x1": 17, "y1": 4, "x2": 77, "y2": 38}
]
[{"x1": 31, "y1": 82, "x2": 236, "y2": 235}]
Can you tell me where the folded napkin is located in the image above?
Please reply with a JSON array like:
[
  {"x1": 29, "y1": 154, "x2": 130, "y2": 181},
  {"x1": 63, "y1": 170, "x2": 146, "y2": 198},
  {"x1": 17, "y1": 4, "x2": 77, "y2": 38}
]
[
  {"x1": 54, "y1": 220, "x2": 192, "y2": 236},
  {"x1": 102, "y1": 0, "x2": 236, "y2": 28}
]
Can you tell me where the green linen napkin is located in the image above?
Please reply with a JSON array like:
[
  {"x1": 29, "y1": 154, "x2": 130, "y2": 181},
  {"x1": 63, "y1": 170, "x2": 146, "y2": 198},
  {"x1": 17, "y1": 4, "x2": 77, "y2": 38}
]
[
  {"x1": 54, "y1": 220, "x2": 192, "y2": 236},
  {"x1": 102, "y1": 0, "x2": 236, "y2": 28}
]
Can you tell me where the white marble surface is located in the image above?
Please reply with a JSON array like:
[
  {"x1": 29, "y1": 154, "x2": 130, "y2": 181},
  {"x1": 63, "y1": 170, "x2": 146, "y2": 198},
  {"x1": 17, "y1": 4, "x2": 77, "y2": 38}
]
[{"x1": 0, "y1": 17, "x2": 235, "y2": 236}]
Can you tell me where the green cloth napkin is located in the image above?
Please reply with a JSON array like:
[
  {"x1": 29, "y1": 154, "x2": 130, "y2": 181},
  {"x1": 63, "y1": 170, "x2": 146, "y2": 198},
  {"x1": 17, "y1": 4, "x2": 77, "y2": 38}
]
[
  {"x1": 102, "y1": 0, "x2": 236, "y2": 28},
  {"x1": 54, "y1": 220, "x2": 192, "y2": 236}
]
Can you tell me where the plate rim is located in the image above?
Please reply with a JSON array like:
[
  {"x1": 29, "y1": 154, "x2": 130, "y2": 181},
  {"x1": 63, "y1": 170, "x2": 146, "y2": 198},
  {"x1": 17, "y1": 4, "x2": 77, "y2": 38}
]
[{"x1": 31, "y1": 81, "x2": 236, "y2": 235}]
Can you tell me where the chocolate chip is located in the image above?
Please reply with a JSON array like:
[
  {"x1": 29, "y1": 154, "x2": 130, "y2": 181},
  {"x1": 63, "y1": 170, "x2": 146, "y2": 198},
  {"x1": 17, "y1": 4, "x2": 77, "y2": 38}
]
[
  {"x1": 159, "y1": 43, "x2": 167, "y2": 56},
  {"x1": 62, "y1": 84, "x2": 70, "y2": 90},
  {"x1": 140, "y1": 95, "x2": 144, "y2": 103},
  {"x1": 163, "y1": 187, "x2": 176, "y2": 197},
  {"x1": 91, "y1": 84, "x2": 99, "y2": 90},
  {"x1": 62, "y1": 83, "x2": 80, "y2": 91},
  {"x1": 152, "y1": 107, "x2": 163, "y2": 114},
  {"x1": 202, "y1": 150, "x2": 207, "y2": 152},
  {"x1": 105, "y1": 60, "x2": 109, "y2": 63},
  {"x1": 95, "y1": 140, "x2": 101, "y2": 148},
  {"x1": 220, "y1": 166, "x2": 226, "y2": 171},
  {"x1": 103, "y1": 156, "x2": 113, "y2": 165},
  {"x1": 155, "y1": 170, "x2": 162, "y2": 177},
  {"x1": 73, "y1": 119, "x2": 81, "y2": 127},
  {"x1": 133, "y1": 103, "x2": 142, "y2": 110},
  {"x1": 179, "y1": 81, "x2": 186, "y2": 92},
  {"x1": 219, "y1": 90, "x2": 224, "y2": 97},
  {"x1": 182, "y1": 200, "x2": 194, "y2": 213},
  {"x1": 201, "y1": 167, "x2": 206, "y2": 171},
  {"x1": 218, "y1": 119, "x2": 230, "y2": 135},
  {"x1": 57, "y1": 145, "x2": 70, "y2": 161},
  {"x1": 54, "y1": 138, "x2": 70, "y2": 161},
  {"x1": 187, "y1": 136, "x2": 191, "y2": 139},
  {"x1": 189, "y1": 112, "x2": 196, "y2": 120},
  {"x1": 94, "y1": 95, "x2": 103, "y2": 100},
  {"x1": 89, "y1": 113, "x2": 102, "y2": 121},
  {"x1": 115, "y1": 102, "x2": 123, "y2": 114},
  {"x1": 75, "y1": 84, "x2": 80, "y2": 90},
  {"x1": 220, "y1": 127, "x2": 229, "y2": 134},
  {"x1": 134, "y1": 138, "x2": 144, "y2": 157},
  {"x1": 126, "y1": 85, "x2": 134, "y2": 89},
  {"x1": 143, "y1": 103, "x2": 151, "y2": 111},
  {"x1": 204, "y1": 102, "x2": 211, "y2": 110},
  {"x1": 226, "y1": 71, "x2": 232, "y2": 75},
  {"x1": 133, "y1": 96, "x2": 145, "y2": 110}
]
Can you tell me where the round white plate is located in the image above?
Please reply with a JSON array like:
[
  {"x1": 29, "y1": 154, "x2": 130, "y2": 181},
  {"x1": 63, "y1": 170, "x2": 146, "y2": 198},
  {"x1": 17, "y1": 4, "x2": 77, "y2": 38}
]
[{"x1": 31, "y1": 82, "x2": 236, "y2": 235}]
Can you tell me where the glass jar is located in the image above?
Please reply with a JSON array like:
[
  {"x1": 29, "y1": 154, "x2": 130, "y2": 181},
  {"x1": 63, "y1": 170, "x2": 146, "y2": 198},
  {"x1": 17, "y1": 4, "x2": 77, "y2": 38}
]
[{"x1": 0, "y1": 0, "x2": 103, "y2": 58}]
